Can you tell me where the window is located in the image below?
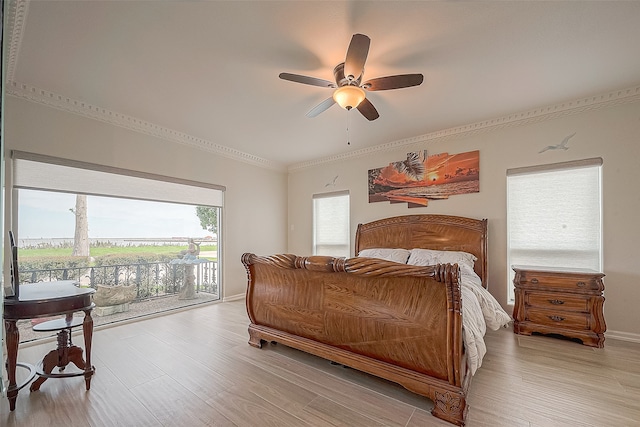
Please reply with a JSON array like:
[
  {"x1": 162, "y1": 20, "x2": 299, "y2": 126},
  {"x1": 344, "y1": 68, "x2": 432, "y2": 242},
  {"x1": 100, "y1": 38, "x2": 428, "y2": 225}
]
[
  {"x1": 313, "y1": 191, "x2": 350, "y2": 257},
  {"x1": 9, "y1": 151, "x2": 224, "y2": 311},
  {"x1": 506, "y1": 158, "x2": 602, "y2": 301}
]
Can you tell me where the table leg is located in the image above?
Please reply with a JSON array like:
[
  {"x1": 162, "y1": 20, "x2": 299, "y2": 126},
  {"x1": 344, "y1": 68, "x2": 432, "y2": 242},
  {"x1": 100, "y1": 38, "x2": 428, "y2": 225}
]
[
  {"x1": 4, "y1": 319, "x2": 19, "y2": 411},
  {"x1": 29, "y1": 348, "x2": 59, "y2": 391},
  {"x1": 82, "y1": 307, "x2": 95, "y2": 390}
]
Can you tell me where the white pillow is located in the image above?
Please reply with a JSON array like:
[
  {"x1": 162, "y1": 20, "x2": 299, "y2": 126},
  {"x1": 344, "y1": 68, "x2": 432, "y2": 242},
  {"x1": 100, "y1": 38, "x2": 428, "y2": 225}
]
[
  {"x1": 407, "y1": 249, "x2": 477, "y2": 273},
  {"x1": 358, "y1": 248, "x2": 410, "y2": 264}
]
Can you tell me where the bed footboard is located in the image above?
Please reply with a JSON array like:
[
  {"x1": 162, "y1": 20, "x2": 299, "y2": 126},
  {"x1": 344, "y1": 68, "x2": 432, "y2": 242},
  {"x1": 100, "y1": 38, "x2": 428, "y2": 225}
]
[{"x1": 242, "y1": 253, "x2": 471, "y2": 426}]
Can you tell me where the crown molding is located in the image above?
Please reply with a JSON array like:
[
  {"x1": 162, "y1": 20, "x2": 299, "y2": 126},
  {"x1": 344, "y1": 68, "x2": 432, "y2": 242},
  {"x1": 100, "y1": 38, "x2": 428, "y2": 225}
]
[
  {"x1": 6, "y1": 81, "x2": 286, "y2": 172},
  {"x1": 5, "y1": 0, "x2": 640, "y2": 175},
  {"x1": 288, "y1": 85, "x2": 640, "y2": 172},
  {"x1": 3, "y1": 0, "x2": 282, "y2": 170},
  {"x1": 9, "y1": 81, "x2": 639, "y2": 175},
  {"x1": 5, "y1": 0, "x2": 29, "y2": 82}
]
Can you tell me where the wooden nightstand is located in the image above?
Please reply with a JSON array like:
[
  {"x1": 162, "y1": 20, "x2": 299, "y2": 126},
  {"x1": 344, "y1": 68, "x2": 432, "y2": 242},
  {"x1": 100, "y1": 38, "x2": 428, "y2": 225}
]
[{"x1": 512, "y1": 265, "x2": 606, "y2": 348}]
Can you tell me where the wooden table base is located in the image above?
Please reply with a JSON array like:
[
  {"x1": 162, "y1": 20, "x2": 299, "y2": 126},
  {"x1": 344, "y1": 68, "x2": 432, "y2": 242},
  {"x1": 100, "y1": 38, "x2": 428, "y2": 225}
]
[
  {"x1": 3, "y1": 281, "x2": 96, "y2": 411},
  {"x1": 30, "y1": 319, "x2": 94, "y2": 392}
]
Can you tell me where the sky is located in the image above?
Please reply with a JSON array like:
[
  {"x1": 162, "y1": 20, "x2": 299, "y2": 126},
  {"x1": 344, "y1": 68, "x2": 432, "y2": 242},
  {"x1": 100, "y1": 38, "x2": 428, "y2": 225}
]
[
  {"x1": 18, "y1": 189, "x2": 211, "y2": 239},
  {"x1": 373, "y1": 150, "x2": 480, "y2": 187}
]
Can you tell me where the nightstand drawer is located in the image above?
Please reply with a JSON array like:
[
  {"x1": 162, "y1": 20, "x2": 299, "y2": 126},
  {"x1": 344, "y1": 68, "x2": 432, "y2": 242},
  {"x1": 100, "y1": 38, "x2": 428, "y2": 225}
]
[
  {"x1": 525, "y1": 292, "x2": 589, "y2": 312},
  {"x1": 516, "y1": 271, "x2": 601, "y2": 292},
  {"x1": 526, "y1": 308, "x2": 589, "y2": 330}
]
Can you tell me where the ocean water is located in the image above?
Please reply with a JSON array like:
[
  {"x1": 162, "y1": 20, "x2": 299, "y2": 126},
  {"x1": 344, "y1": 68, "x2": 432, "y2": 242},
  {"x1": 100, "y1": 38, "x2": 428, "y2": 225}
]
[
  {"x1": 383, "y1": 180, "x2": 479, "y2": 199},
  {"x1": 17, "y1": 237, "x2": 216, "y2": 249}
]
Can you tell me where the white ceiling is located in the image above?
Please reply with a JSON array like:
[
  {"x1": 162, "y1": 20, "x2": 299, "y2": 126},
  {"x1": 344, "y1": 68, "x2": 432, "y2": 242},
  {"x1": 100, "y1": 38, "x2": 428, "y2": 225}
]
[{"x1": 6, "y1": 1, "x2": 640, "y2": 169}]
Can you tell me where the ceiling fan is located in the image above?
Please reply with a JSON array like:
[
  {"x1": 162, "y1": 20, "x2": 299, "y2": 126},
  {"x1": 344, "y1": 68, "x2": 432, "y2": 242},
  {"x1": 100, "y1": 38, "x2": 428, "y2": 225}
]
[{"x1": 279, "y1": 34, "x2": 424, "y2": 121}]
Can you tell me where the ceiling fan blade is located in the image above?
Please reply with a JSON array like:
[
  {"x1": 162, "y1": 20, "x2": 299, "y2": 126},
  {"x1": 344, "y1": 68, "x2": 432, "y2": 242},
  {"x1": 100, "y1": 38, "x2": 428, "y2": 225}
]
[
  {"x1": 344, "y1": 34, "x2": 370, "y2": 80},
  {"x1": 279, "y1": 73, "x2": 336, "y2": 88},
  {"x1": 363, "y1": 74, "x2": 424, "y2": 91},
  {"x1": 306, "y1": 97, "x2": 336, "y2": 118},
  {"x1": 356, "y1": 98, "x2": 379, "y2": 121}
]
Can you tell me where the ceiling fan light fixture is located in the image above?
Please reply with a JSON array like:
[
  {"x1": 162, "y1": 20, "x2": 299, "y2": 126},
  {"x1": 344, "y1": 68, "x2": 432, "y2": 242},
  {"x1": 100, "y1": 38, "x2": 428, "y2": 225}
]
[{"x1": 333, "y1": 85, "x2": 365, "y2": 110}]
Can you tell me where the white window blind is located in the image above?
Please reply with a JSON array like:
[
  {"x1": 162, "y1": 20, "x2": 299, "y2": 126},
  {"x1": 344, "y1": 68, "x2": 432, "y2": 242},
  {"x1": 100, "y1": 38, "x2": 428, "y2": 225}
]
[
  {"x1": 313, "y1": 191, "x2": 350, "y2": 257},
  {"x1": 507, "y1": 158, "x2": 603, "y2": 301},
  {"x1": 12, "y1": 151, "x2": 224, "y2": 207}
]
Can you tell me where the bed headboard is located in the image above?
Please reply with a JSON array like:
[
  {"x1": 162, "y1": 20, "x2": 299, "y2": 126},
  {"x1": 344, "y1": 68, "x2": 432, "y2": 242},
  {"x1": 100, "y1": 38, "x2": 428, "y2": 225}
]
[{"x1": 355, "y1": 214, "x2": 488, "y2": 288}]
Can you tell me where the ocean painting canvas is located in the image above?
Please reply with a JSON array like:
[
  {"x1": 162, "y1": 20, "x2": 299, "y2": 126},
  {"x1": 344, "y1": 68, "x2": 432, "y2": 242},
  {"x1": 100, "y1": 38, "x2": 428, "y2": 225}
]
[{"x1": 368, "y1": 150, "x2": 479, "y2": 208}]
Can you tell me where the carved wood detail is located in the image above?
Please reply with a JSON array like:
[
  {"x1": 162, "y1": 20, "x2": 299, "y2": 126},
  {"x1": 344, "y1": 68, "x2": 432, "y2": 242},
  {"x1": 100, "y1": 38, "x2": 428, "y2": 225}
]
[{"x1": 433, "y1": 390, "x2": 468, "y2": 426}]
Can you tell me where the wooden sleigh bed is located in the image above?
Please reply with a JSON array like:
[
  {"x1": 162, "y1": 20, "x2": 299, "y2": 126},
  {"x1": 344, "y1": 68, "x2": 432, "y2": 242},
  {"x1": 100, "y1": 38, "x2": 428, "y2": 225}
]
[{"x1": 241, "y1": 214, "x2": 489, "y2": 426}]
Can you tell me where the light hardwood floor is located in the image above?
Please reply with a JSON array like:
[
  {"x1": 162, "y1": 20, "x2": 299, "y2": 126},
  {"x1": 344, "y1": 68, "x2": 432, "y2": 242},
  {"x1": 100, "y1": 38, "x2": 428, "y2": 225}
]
[{"x1": 2, "y1": 300, "x2": 639, "y2": 426}]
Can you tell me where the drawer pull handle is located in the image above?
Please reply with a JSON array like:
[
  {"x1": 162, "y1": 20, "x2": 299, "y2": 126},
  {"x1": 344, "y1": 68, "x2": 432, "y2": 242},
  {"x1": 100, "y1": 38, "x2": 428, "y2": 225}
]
[
  {"x1": 548, "y1": 299, "x2": 565, "y2": 305},
  {"x1": 576, "y1": 281, "x2": 586, "y2": 287},
  {"x1": 530, "y1": 278, "x2": 539, "y2": 284},
  {"x1": 548, "y1": 315, "x2": 565, "y2": 322}
]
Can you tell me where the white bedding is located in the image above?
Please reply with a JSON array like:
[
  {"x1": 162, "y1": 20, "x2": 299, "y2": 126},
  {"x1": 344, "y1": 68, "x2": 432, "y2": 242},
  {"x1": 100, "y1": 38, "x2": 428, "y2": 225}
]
[{"x1": 459, "y1": 270, "x2": 512, "y2": 374}]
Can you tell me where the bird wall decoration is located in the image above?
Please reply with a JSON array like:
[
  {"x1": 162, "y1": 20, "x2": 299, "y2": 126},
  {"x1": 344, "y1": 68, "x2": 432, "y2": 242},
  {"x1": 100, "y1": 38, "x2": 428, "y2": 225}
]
[
  {"x1": 325, "y1": 175, "x2": 339, "y2": 187},
  {"x1": 539, "y1": 132, "x2": 576, "y2": 153}
]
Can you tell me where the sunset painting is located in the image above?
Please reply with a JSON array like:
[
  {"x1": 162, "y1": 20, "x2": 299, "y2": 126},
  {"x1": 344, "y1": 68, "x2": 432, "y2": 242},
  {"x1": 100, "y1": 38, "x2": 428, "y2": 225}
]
[{"x1": 368, "y1": 150, "x2": 479, "y2": 207}]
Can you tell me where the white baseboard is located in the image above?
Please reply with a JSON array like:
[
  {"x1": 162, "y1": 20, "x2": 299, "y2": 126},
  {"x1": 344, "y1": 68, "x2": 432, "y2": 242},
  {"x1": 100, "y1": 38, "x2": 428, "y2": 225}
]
[
  {"x1": 223, "y1": 293, "x2": 246, "y2": 302},
  {"x1": 606, "y1": 329, "x2": 640, "y2": 344}
]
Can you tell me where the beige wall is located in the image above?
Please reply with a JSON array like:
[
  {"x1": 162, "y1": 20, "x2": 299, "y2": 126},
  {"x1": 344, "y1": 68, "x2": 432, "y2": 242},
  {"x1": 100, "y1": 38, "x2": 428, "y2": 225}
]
[
  {"x1": 4, "y1": 97, "x2": 289, "y2": 298},
  {"x1": 5, "y1": 96, "x2": 639, "y2": 338},
  {"x1": 288, "y1": 101, "x2": 640, "y2": 338}
]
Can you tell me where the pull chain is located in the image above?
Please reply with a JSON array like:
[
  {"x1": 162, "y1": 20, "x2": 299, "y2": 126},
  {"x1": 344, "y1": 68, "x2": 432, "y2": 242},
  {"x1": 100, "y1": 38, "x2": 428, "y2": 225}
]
[{"x1": 346, "y1": 110, "x2": 351, "y2": 145}]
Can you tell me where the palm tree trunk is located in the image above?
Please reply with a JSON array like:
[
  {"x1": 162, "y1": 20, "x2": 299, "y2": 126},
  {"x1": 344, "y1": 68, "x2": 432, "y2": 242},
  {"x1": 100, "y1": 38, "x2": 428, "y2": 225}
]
[{"x1": 72, "y1": 194, "x2": 90, "y2": 257}]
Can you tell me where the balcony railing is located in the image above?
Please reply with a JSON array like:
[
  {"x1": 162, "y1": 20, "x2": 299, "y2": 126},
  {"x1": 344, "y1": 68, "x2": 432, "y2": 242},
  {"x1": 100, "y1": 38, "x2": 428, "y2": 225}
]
[{"x1": 19, "y1": 260, "x2": 219, "y2": 302}]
